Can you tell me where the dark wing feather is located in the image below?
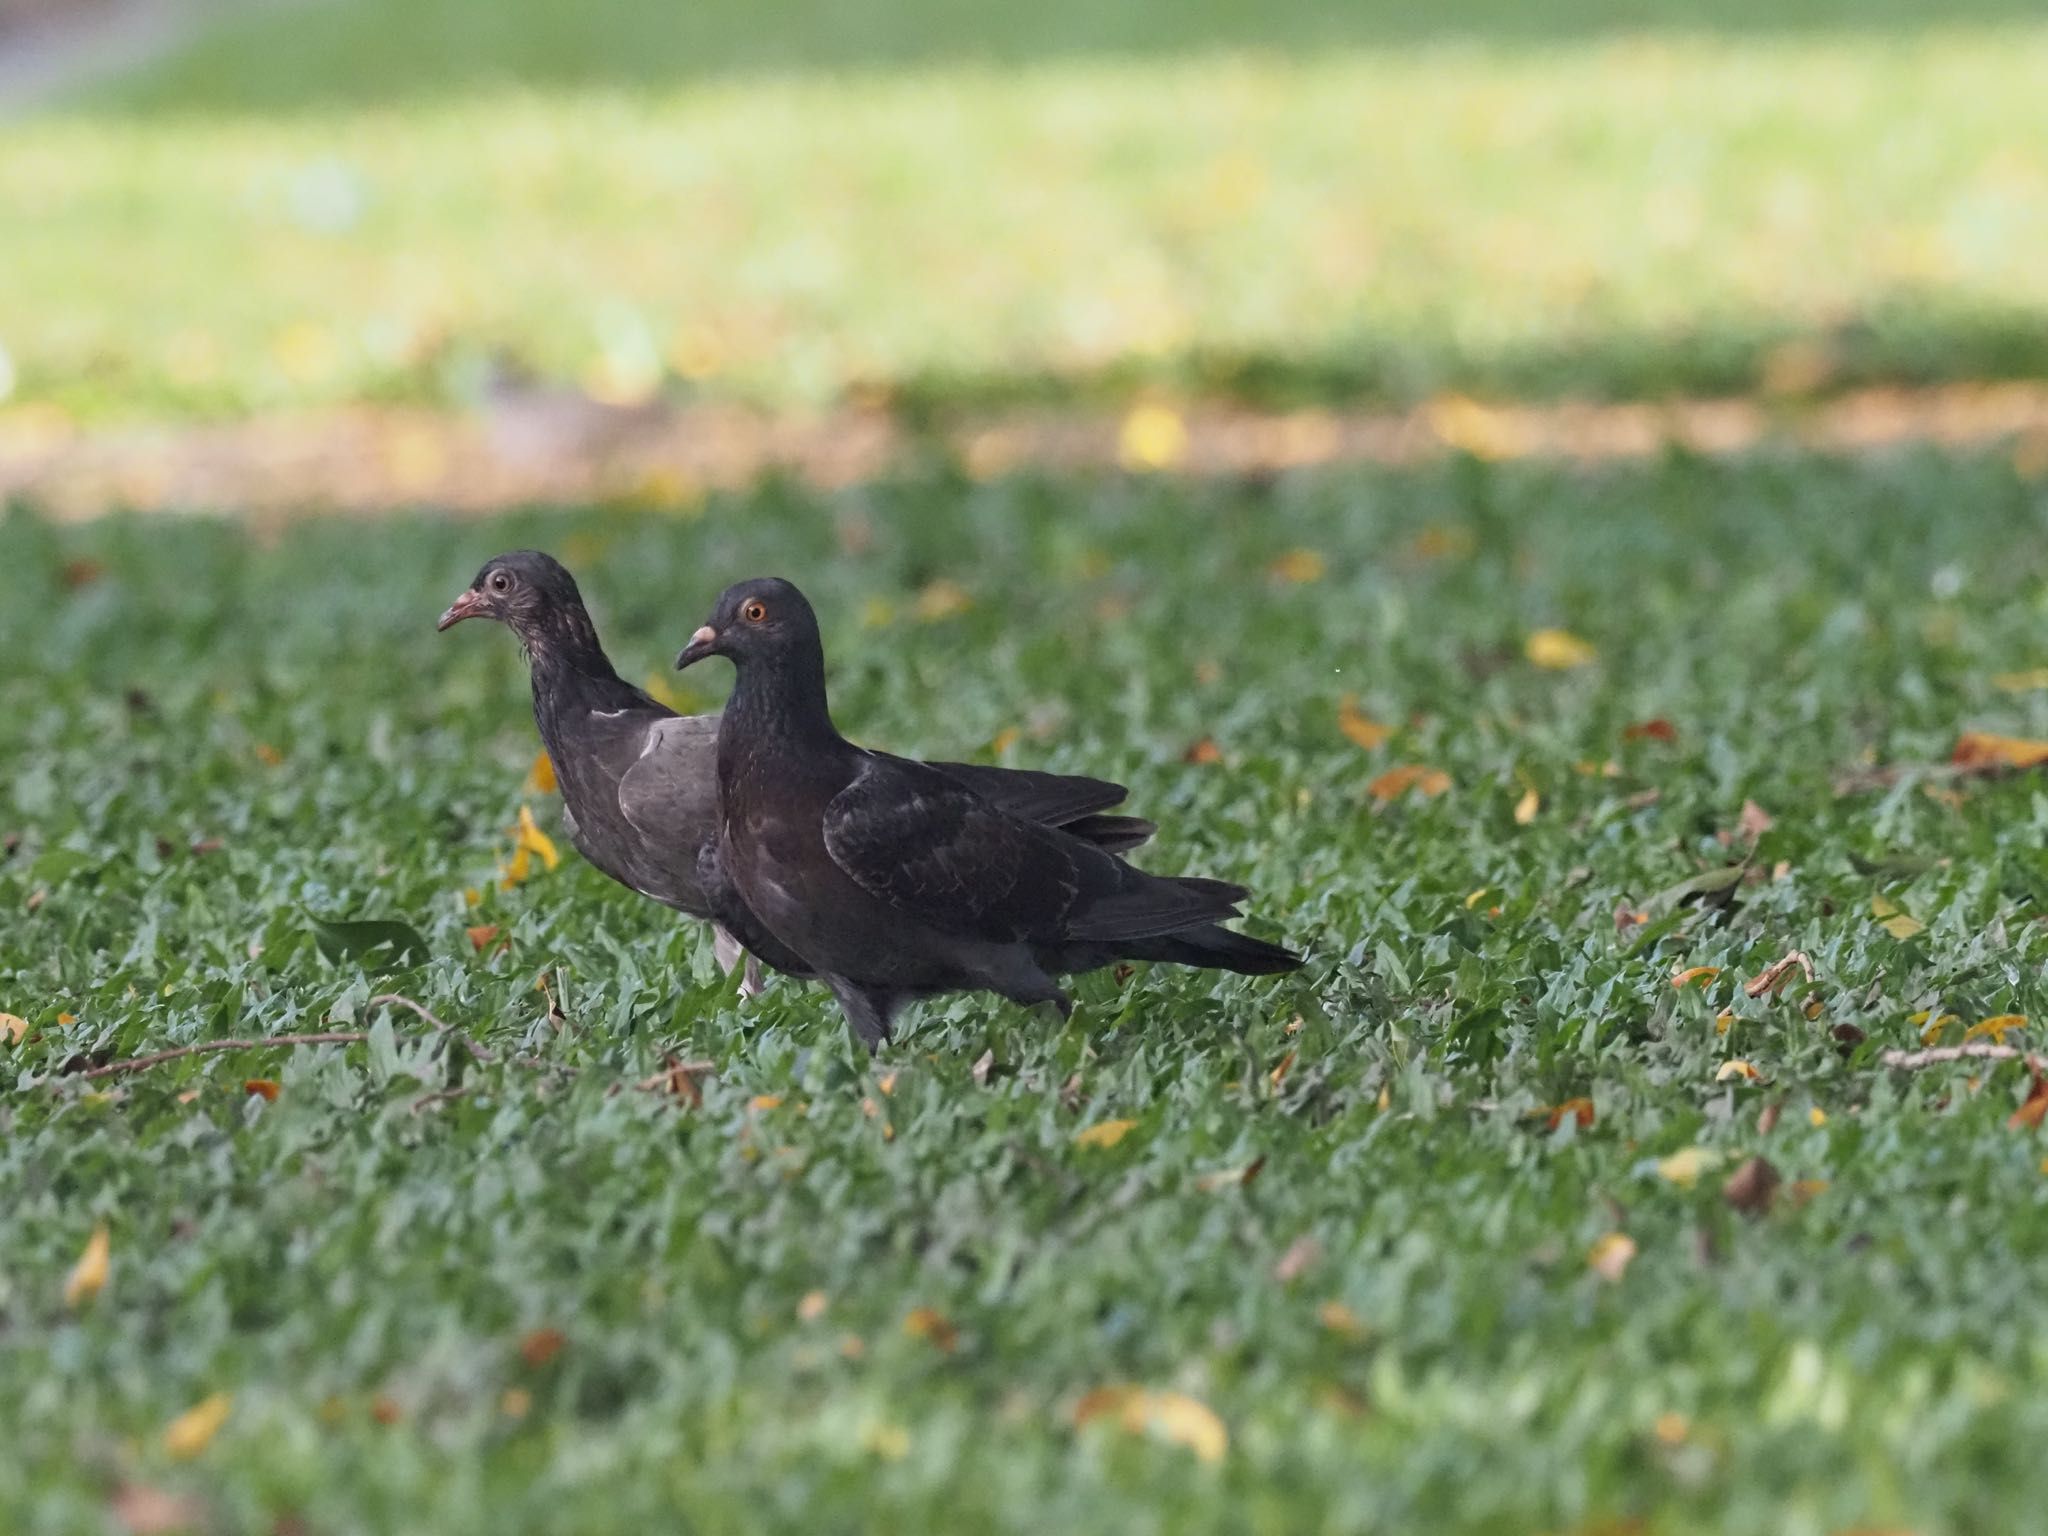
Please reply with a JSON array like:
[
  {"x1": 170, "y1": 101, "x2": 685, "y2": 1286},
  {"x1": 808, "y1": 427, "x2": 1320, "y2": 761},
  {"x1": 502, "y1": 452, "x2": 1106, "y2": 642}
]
[
  {"x1": 824, "y1": 758, "x2": 1085, "y2": 943},
  {"x1": 824, "y1": 757, "x2": 1242, "y2": 945},
  {"x1": 920, "y1": 758, "x2": 1128, "y2": 828}
]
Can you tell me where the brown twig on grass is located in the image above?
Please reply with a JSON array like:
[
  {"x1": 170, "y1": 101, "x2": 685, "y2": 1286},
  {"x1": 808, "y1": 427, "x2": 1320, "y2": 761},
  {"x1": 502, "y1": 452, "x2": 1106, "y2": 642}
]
[
  {"x1": 75, "y1": 1032, "x2": 370, "y2": 1081},
  {"x1": 1880, "y1": 1043, "x2": 2048, "y2": 1074},
  {"x1": 366, "y1": 991, "x2": 492, "y2": 1064},
  {"x1": 65, "y1": 992, "x2": 718, "y2": 1101}
]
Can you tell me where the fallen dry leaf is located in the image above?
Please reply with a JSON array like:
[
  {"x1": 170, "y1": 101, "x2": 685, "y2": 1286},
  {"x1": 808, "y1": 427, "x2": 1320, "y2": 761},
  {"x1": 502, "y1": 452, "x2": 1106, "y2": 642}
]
[
  {"x1": 1073, "y1": 1387, "x2": 1227, "y2": 1464},
  {"x1": 466, "y1": 924, "x2": 502, "y2": 952},
  {"x1": 1715, "y1": 1059, "x2": 1763, "y2": 1083},
  {"x1": 1513, "y1": 784, "x2": 1540, "y2": 825},
  {"x1": 1318, "y1": 1300, "x2": 1367, "y2": 1339},
  {"x1": 162, "y1": 1393, "x2": 232, "y2": 1459},
  {"x1": 1623, "y1": 719, "x2": 1678, "y2": 743},
  {"x1": 1670, "y1": 966, "x2": 1721, "y2": 990},
  {"x1": 242, "y1": 1078, "x2": 280, "y2": 1101},
  {"x1": 1656, "y1": 1147, "x2": 1721, "y2": 1186},
  {"x1": 1118, "y1": 403, "x2": 1189, "y2": 471},
  {"x1": 64, "y1": 1223, "x2": 110, "y2": 1308},
  {"x1": 1968, "y1": 1015, "x2": 2027, "y2": 1043},
  {"x1": 1337, "y1": 694, "x2": 1391, "y2": 750},
  {"x1": 1543, "y1": 1097, "x2": 1596, "y2": 1131},
  {"x1": 1182, "y1": 737, "x2": 1222, "y2": 765},
  {"x1": 1267, "y1": 548, "x2": 1327, "y2": 584},
  {"x1": 109, "y1": 1483, "x2": 206, "y2": 1535},
  {"x1": 2008, "y1": 1076, "x2": 2048, "y2": 1132},
  {"x1": 903, "y1": 1306, "x2": 959, "y2": 1352},
  {"x1": 1368, "y1": 764, "x2": 1451, "y2": 802},
  {"x1": 1588, "y1": 1232, "x2": 1637, "y2": 1282},
  {"x1": 1952, "y1": 731, "x2": 2048, "y2": 771},
  {"x1": 1870, "y1": 894, "x2": 1925, "y2": 940},
  {"x1": 501, "y1": 1387, "x2": 532, "y2": 1419},
  {"x1": 1721, "y1": 1156, "x2": 1781, "y2": 1216},
  {"x1": 1427, "y1": 393, "x2": 1532, "y2": 460},
  {"x1": 798, "y1": 1290, "x2": 828, "y2": 1322},
  {"x1": 1274, "y1": 1234, "x2": 1323, "y2": 1282},
  {"x1": 1744, "y1": 951, "x2": 1814, "y2": 998},
  {"x1": 527, "y1": 751, "x2": 558, "y2": 794},
  {"x1": 519, "y1": 1327, "x2": 567, "y2": 1367},
  {"x1": 1525, "y1": 628, "x2": 1597, "y2": 670},
  {"x1": 914, "y1": 579, "x2": 973, "y2": 622},
  {"x1": 1737, "y1": 799, "x2": 1775, "y2": 843},
  {"x1": 1074, "y1": 1118, "x2": 1137, "y2": 1149},
  {"x1": 514, "y1": 805, "x2": 559, "y2": 871},
  {"x1": 0, "y1": 1011, "x2": 25, "y2": 1043}
]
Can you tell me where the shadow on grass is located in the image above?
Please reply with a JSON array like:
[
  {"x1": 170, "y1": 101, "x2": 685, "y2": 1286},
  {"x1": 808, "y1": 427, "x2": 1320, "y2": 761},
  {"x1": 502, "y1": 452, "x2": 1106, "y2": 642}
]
[
  {"x1": 88, "y1": 0, "x2": 2046, "y2": 114},
  {"x1": 888, "y1": 299, "x2": 2048, "y2": 420}
]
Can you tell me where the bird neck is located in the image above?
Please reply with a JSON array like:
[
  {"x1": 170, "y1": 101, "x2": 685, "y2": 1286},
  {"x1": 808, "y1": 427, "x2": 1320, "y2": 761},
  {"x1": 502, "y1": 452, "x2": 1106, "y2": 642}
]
[
  {"x1": 721, "y1": 653, "x2": 842, "y2": 762},
  {"x1": 526, "y1": 615, "x2": 644, "y2": 722}
]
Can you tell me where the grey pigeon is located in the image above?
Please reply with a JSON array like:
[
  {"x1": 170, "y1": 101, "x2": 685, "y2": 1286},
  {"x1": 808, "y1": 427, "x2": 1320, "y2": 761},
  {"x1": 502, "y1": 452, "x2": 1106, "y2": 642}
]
[
  {"x1": 675, "y1": 576, "x2": 1301, "y2": 1047},
  {"x1": 438, "y1": 551, "x2": 1156, "y2": 992}
]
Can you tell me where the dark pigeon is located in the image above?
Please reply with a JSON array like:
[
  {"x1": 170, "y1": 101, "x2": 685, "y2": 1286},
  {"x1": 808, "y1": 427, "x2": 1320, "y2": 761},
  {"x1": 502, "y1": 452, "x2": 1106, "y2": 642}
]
[
  {"x1": 437, "y1": 551, "x2": 1156, "y2": 991},
  {"x1": 675, "y1": 576, "x2": 1301, "y2": 1048}
]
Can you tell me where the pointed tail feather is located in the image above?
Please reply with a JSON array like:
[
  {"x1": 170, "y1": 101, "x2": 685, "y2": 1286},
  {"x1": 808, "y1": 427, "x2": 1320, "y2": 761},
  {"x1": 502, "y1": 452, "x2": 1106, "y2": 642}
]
[
  {"x1": 1060, "y1": 812, "x2": 1157, "y2": 853},
  {"x1": 1123, "y1": 922, "x2": 1303, "y2": 976}
]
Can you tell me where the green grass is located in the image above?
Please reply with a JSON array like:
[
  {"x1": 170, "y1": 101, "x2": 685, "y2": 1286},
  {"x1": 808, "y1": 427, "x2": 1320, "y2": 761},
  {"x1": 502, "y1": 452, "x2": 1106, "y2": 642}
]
[
  {"x1": 6, "y1": 1, "x2": 2048, "y2": 421},
  {"x1": 9, "y1": 446, "x2": 2048, "y2": 1530}
]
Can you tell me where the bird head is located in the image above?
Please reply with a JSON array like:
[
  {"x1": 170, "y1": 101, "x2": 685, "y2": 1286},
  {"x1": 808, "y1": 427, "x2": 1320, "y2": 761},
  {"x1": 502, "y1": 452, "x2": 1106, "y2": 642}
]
[
  {"x1": 437, "y1": 550, "x2": 585, "y2": 639},
  {"x1": 674, "y1": 577, "x2": 819, "y2": 674}
]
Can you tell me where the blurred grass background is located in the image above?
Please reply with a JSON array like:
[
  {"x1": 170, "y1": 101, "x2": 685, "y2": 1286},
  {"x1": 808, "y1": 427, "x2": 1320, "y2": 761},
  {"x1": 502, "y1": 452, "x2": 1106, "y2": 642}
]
[{"x1": 3, "y1": 0, "x2": 2046, "y2": 423}]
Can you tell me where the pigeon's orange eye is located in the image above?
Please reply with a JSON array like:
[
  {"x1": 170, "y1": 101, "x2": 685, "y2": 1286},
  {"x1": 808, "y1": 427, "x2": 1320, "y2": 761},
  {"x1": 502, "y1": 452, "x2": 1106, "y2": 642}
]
[{"x1": 742, "y1": 599, "x2": 768, "y2": 623}]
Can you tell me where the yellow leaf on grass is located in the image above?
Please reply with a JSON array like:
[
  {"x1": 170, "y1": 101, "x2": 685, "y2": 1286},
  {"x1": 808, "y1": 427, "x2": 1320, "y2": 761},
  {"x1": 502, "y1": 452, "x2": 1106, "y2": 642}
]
[
  {"x1": 1670, "y1": 966, "x2": 1720, "y2": 990},
  {"x1": 1810, "y1": 1107, "x2": 1829, "y2": 1127},
  {"x1": 1715, "y1": 1010, "x2": 1734, "y2": 1036},
  {"x1": 1075, "y1": 1387, "x2": 1227, "y2": 1463},
  {"x1": 1075, "y1": 1118, "x2": 1137, "y2": 1149},
  {"x1": 1367, "y1": 764, "x2": 1451, "y2": 802},
  {"x1": 1337, "y1": 694, "x2": 1391, "y2": 750},
  {"x1": 1513, "y1": 785, "x2": 1540, "y2": 825},
  {"x1": 914, "y1": 579, "x2": 973, "y2": 622},
  {"x1": 1119, "y1": 404, "x2": 1189, "y2": 471},
  {"x1": 1427, "y1": 394, "x2": 1531, "y2": 460},
  {"x1": 513, "y1": 805, "x2": 559, "y2": 873},
  {"x1": 64, "y1": 1224, "x2": 110, "y2": 1308},
  {"x1": 1656, "y1": 1147, "x2": 1720, "y2": 1186},
  {"x1": 1588, "y1": 1232, "x2": 1636, "y2": 1282},
  {"x1": 1968, "y1": 1015, "x2": 2027, "y2": 1043},
  {"x1": 163, "y1": 1393, "x2": 232, "y2": 1459},
  {"x1": 1318, "y1": 1301, "x2": 1367, "y2": 1338},
  {"x1": 1952, "y1": 731, "x2": 2048, "y2": 770},
  {"x1": 1525, "y1": 629, "x2": 1597, "y2": 670},
  {"x1": 1715, "y1": 1059, "x2": 1762, "y2": 1083},
  {"x1": 1870, "y1": 894, "x2": 1924, "y2": 940},
  {"x1": 527, "y1": 751, "x2": 558, "y2": 794},
  {"x1": 1267, "y1": 548, "x2": 1326, "y2": 584},
  {"x1": 0, "y1": 1012, "x2": 25, "y2": 1044}
]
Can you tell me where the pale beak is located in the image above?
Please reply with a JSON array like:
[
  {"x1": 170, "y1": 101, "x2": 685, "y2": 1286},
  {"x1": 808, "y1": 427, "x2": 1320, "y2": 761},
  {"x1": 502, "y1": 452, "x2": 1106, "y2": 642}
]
[
  {"x1": 674, "y1": 624, "x2": 719, "y2": 670},
  {"x1": 436, "y1": 588, "x2": 491, "y2": 631}
]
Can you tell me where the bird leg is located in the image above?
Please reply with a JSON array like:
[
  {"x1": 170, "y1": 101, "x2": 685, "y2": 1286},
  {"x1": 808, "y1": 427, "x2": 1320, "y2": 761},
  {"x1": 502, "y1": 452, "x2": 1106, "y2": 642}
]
[{"x1": 827, "y1": 978, "x2": 903, "y2": 1052}]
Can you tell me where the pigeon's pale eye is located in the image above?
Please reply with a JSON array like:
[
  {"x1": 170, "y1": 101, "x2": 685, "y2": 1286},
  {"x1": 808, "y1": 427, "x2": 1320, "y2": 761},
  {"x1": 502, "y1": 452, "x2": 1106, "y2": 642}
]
[
  {"x1": 742, "y1": 599, "x2": 768, "y2": 623},
  {"x1": 489, "y1": 572, "x2": 512, "y2": 594}
]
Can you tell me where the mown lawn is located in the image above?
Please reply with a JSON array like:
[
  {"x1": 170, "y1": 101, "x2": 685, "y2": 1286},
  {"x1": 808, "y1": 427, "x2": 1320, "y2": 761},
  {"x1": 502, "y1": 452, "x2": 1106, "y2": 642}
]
[
  {"x1": 5, "y1": 0, "x2": 2048, "y2": 421},
  {"x1": 7, "y1": 445, "x2": 2048, "y2": 1531}
]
